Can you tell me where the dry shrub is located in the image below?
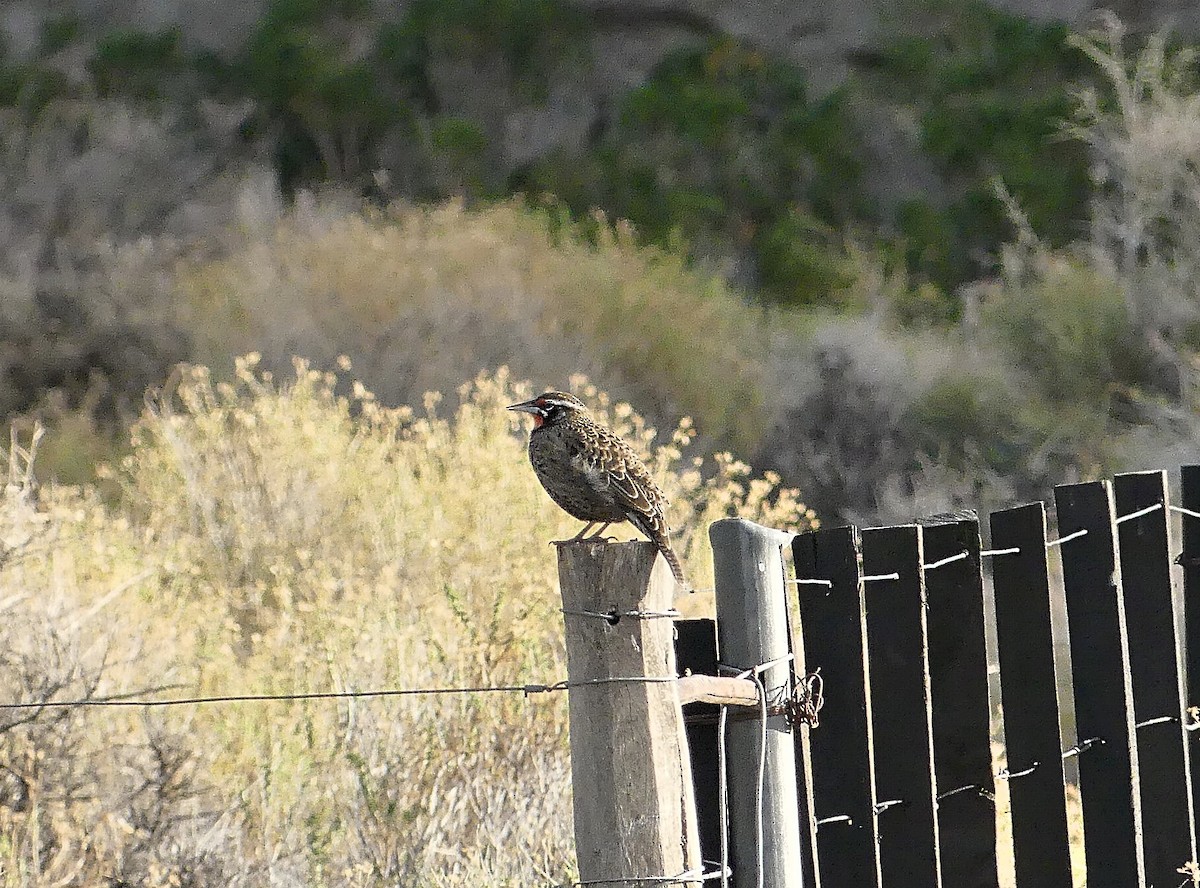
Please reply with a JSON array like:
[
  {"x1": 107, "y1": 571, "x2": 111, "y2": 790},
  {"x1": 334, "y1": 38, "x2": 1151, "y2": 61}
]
[
  {"x1": 759, "y1": 315, "x2": 1026, "y2": 524},
  {"x1": 0, "y1": 363, "x2": 810, "y2": 886},
  {"x1": 0, "y1": 430, "x2": 245, "y2": 887},
  {"x1": 175, "y1": 200, "x2": 769, "y2": 452},
  {"x1": 1072, "y1": 15, "x2": 1200, "y2": 346},
  {"x1": 0, "y1": 99, "x2": 259, "y2": 425},
  {"x1": 757, "y1": 17, "x2": 1200, "y2": 525}
]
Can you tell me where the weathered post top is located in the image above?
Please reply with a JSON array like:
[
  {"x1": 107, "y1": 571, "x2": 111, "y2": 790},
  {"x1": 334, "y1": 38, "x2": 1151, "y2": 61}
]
[{"x1": 556, "y1": 539, "x2": 701, "y2": 888}]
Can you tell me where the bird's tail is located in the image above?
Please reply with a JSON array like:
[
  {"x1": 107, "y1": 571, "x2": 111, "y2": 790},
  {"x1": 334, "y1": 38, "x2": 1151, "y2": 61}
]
[
  {"x1": 656, "y1": 538, "x2": 688, "y2": 589},
  {"x1": 625, "y1": 509, "x2": 689, "y2": 589}
]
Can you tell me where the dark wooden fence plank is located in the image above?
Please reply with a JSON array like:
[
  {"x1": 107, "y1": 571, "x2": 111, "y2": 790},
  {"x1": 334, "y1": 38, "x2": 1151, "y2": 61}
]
[
  {"x1": 1180, "y1": 465, "x2": 1200, "y2": 837},
  {"x1": 1114, "y1": 471, "x2": 1198, "y2": 885},
  {"x1": 1054, "y1": 481, "x2": 1146, "y2": 888},
  {"x1": 676, "y1": 618, "x2": 723, "y2": 876},
  {"x1": 861, "y1": 524, "x2": 942, "y2": 888},
  {"x1": 921, "y1": 519, "x2": 1000, "y2": 888},
  {"x1": 792, "y1": 527, "x2": 882, "y2": 888},
  {"x1": 989, "y1": 502, "x2": 1074, "y2": 888}
]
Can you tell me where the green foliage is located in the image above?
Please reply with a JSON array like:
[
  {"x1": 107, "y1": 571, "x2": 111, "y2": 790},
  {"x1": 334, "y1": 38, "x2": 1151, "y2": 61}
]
[
  {"x1": 193, "y1": 0, "x2": 585, "y2": 191},
  {"x1": 224, "y1": 0, "x2": 399, "y2": 185},
  {"x1": 984, "y1": 252, "x2": 1150, "y2": 406},
  {"x1": 870, "y1": 0, "x2": 1092, "y2": 291},
  {"x1": 40, "y1": 15, "x2": 83, "y2": 53},
  {"x1": 0, "y1": 62, "x2": 68, "y2": 112},
  {"x1": 89, "y1": 28, "x2": 187, "y2": 100},
  {"x1": 430, "y1": 115, "x2": 489, "y2": 188},
  {"x1": 403, "y1": 0, "x2": 587, "y2": 83},
  {"x1": 527, "y1": 38, "x2": 867, "y2": 307},
  {"x1": 755, "y1": 210, "x2": 855, "y2": 307},
  {"x1": 909, "y1": 373, "x2": 1029, "y2": 474},
  {"x1": 430, "y1": 115, "x2": 488, "y2": 154},
  {"x1": 0, "y1": 32, "x2": 68, "y2": 113}
]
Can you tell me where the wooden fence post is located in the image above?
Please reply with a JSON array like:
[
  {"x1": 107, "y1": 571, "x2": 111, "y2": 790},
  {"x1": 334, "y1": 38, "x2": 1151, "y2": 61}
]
[
  {"x1": 793, "y1": 525, "x2": 883, "y2": 888},
  {"x1": 860, "y1": 524, "x2": 943, "y2": 888},
  {"x1": 921, "y1": 517, "x2": 1000, "y2": 888},
  {"x1": 1114, "y1": 471, "x2": 1197, "y2": 886},
  {"x1": 1180, "y1": 465, "x2": 1200, "y2": 843},
  {"x1": 557, "y1": 540, "x2": 701, "y2": 888},
  {"x1": 1054, "y1": 481, "x2": 1146, "y2": 888},
  {"x1": 989, "y1": 502, "x2": 1074, "y2": 888},
  {"x1": 710, "y1": 518, "x2": 805, "y2": 888}
]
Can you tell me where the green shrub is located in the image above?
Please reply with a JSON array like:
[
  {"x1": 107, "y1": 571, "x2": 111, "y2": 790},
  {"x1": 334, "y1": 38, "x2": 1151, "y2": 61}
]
[
  {"x1": 984, "y1": 250, "x2": 1150, "y2": 406},
  {"x1": 226, "y1": 0, "x2": 398, "y2": 186},
  {"x1": 401, "y1": 0, "x2": 587, "y2": 84},
  {"x1": 430, "y1": 115, "x2": 490, "y2": 188},
  {"x1": 754, "y1": 210, "x2": 855, "y2": 307},
  {"x1": 0, "y1": 63, "x2": 68, "y2": 112},
  {"x1": 526, "y1": 37, "x2": 867, "y2": 307},
  {"x1": 869, "y1": 0, "x2": 1091, "y2": 291},
  {"x1": 89, "y1": 28, "x2": 187, "y2": 100},
  {"x1": 211, "y1": 0, "x2": 588, "y2": 191},
  {"x1": 40, "y1": 15, "x2": 83, "y2": 53}
]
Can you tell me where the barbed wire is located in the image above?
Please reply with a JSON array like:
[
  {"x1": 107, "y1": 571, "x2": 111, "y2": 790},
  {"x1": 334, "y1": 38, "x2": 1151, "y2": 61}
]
[
  {"x1": 0, "y1": 648, "x2": 789, "y2": 888},
  {"x1": 0, "y1": 675, "x2": 685, "y2": 711}
]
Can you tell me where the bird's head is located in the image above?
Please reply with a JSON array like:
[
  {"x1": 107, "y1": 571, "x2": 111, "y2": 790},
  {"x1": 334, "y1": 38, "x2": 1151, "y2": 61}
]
[{"x1": 507, "y1": 391, "x2": 587, "y2": 429}]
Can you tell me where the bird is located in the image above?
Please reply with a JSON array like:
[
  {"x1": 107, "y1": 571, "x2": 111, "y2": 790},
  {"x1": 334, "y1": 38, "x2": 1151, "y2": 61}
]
[{"x1": 508, "y1": 391, "x2": 687, "y2": 586}]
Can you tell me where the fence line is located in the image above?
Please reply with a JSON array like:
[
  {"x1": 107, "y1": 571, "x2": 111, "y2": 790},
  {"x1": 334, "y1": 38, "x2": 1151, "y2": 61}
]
[
  {"x1": 12, "y1": 468, "x2": 1200, "y2": 887},
  {"x1": 0, "y1": 675, "x2": 691, "y2": 710},
  {"x1": 776, "y1": 469, "x2": 1200, "y2": 888}
]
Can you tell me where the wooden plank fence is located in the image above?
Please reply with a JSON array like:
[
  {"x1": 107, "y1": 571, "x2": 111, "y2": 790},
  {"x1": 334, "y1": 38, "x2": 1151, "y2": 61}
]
[
  {"x1": 988, "y1": 502, "x2": 1074, "y2": 888},
  {"x1": 555, "y1": 465, "x2": 1200, "y2": 887}
]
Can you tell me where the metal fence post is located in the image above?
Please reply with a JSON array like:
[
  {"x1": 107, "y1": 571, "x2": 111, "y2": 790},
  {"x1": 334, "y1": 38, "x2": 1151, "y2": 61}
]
[{"x1": 710, "y1": 518, "x2": 804, "y2": 888}]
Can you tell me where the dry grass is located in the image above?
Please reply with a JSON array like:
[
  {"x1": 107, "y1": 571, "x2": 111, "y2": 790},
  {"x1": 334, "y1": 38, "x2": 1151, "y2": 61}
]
[
  {"x1": 0, "y1": 362, "x2": 810, "y2": 887},
  {"x1": 175, "y1": 199, "x2": 770, "y2": 453}
]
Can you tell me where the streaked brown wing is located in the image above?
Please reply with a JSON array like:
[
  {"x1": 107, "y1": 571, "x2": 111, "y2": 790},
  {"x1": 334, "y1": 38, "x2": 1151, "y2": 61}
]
[{"x1": 592, "y1": 427, "x2": 668, "y2": 518}]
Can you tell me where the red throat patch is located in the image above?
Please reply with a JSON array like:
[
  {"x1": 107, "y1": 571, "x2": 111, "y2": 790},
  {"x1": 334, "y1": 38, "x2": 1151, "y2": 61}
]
[{"x1": 533, "y1": 414, "x2": 545, "y2": 428}]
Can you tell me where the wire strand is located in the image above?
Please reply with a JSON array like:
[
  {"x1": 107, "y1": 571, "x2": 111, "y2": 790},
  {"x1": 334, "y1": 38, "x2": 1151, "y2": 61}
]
[
  {"x1": 1116, "y1": 502, "x2": 1162, "y2": 524},
  {"x1": 1046, "y1": 528, "x2": 1087, "y2": 547},
  {"x1": 0, "y1": 676, "x2": 679, "y2": 711},
  {"x1": 922, "y1": 550, "x2": 969, "y2": 571}
]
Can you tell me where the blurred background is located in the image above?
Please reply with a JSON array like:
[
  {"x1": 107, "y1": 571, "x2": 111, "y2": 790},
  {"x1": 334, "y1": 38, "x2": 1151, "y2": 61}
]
[
  {"x1": 2, "y1": 1, "x2": 1200, "y2": 884},
  {"x1": 8, "y1": 0, "x2": 1200, "y2": 523}
]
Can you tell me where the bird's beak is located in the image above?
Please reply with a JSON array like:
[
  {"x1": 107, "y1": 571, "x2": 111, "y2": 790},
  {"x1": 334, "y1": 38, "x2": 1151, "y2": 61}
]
[{"x1": 507, "y1": 399, "x2": 540, "y2": 414}]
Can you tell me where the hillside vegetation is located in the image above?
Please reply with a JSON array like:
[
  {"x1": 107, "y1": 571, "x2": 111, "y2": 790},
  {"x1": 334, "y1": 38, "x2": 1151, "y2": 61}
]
[{"x1": 6, "y1": 9, "x2": 1200, "y2": 523}]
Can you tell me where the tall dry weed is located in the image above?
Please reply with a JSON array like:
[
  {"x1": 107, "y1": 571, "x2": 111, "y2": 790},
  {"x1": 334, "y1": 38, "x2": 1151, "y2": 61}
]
[{"x1": 1071, "y1": 15, "x2": 1200, "y2": 394}]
